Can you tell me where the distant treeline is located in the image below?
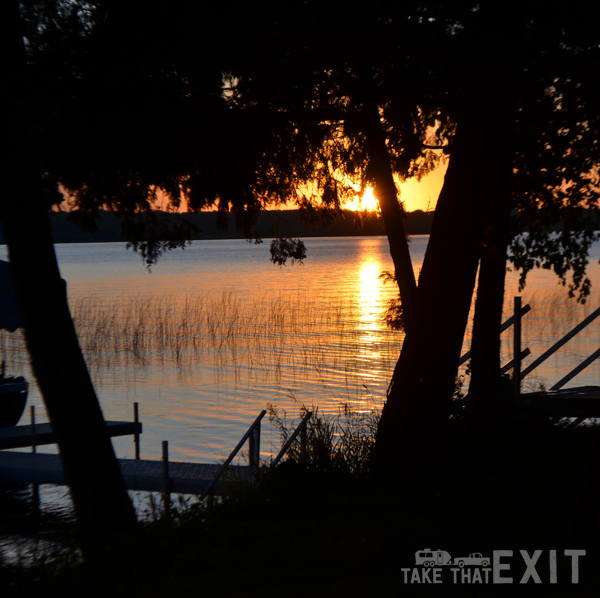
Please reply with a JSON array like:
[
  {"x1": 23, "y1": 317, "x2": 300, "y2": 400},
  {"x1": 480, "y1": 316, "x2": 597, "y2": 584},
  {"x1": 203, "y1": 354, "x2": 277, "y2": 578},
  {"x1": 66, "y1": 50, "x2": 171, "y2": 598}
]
[{"x1": 0, "y1": 209, "x2": 435, "y2": 244}]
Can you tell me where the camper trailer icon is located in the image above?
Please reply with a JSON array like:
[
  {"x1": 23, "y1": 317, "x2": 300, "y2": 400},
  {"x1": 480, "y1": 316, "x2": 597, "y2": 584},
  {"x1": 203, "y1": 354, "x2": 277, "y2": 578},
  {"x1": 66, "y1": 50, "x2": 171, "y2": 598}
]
[
  {"x1": 415, "y1": 549, "x2": 490, "y2": 568},
  {"x1": 415, "y1": 549, "x2": 452, "y2": 567}
]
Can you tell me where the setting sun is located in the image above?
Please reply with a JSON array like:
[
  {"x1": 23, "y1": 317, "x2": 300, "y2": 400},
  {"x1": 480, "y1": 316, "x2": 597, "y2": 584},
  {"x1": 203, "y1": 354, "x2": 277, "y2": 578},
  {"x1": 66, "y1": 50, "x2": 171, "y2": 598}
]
[
  {"x1": 345, "y1": 187, "x2": 380, "y2": 212},
  {"x1": 343, "y1": 162, "x2": 447, "y2": 213}
]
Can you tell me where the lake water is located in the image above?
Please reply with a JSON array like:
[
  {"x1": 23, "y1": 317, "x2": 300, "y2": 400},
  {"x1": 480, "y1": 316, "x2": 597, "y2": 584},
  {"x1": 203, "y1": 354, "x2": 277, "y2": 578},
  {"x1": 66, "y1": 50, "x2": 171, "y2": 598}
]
[
  {"x1": 1, "y1": 236, "x2": 409, "y2": 463},
  {"x1": 1, "y1": 235, "x2": 599, "y2": 518}
]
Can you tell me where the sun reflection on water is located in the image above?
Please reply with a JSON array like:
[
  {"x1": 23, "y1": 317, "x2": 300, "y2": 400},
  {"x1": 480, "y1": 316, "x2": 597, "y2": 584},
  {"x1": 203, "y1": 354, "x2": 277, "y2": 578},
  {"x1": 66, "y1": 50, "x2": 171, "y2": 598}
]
[
  {"x1": 357, "y1": 259, "x2": 385, "y2": 336},
  {"x1": 352, "y1": 257, "x2": 395, "y2": 386}
]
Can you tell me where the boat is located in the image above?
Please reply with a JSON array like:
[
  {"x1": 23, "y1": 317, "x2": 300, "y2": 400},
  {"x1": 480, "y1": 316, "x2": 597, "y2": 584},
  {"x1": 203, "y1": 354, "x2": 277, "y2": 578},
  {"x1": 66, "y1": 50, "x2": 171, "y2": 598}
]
[{"x1": 0, "y1": 362, "x2": 28, "y2": 427}]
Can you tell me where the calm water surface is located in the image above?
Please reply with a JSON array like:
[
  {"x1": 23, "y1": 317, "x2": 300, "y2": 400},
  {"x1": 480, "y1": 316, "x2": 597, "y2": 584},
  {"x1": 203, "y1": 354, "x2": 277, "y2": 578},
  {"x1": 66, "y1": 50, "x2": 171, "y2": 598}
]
[
  {"x1": 1, "y1": 235, "x2": 599, "y2": 518},
  {"x1": 2, "y1": 237, "x2": 413, "y2": 462}
]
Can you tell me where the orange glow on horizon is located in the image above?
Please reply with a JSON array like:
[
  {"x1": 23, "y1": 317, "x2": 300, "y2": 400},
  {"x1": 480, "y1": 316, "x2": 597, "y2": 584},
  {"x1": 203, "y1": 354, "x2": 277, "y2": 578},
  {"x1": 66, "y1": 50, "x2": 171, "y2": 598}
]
[
  {"x1": 344, "y1": 187, "x2": 379, "y2": 212},
  {"x1": 55, "y1": 161, "x2": 447, "y2": 215},
  {"x1": 398, "y1": 162, "x2": 447, "y2": 213},
  {"x1": 343, "y1": 162, "x2": 447, "y2": 214}
]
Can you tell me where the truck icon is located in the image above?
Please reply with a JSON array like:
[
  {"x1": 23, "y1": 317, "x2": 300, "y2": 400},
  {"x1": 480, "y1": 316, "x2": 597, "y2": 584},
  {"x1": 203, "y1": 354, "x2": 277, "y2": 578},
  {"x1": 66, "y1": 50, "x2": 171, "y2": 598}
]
[
  {"x1": 415, "y1": 550, "x2": 490, "y2": 568},
  {"x1": 415, "y1": 549, "x2": 452, "y2": 567},
  {"x1": 453, "y1": 553, "x2": 490, "y2": 568}
]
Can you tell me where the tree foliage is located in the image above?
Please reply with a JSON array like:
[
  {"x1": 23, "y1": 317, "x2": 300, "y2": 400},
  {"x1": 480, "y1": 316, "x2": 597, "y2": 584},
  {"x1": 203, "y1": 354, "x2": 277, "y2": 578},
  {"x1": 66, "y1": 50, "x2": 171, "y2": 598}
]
[
  {"x1": 17, "y1": 1, "x2": 456, "y2": 268},
  {"x1": 14, "y1": 1, "x2": 600, "y2": 281},
  {"x1": 17, "y1": 1, "x2": 277, "y2": 261},
  {"x1": 510, "y1": 59, "x2": 600, "y2": 300}
]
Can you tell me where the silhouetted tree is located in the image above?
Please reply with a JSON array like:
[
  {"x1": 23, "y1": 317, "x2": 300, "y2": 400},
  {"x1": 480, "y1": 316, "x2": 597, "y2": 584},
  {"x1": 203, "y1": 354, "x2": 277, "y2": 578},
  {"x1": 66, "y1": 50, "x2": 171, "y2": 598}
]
[
  {"x1": 1, "y1": 0, "x2": 138, "y2": 555},
  {"x1": 0, "y1": 0, "x2": 273, "y2": 553},
  {"x1": 466, "y1": 2, "x2": 600, "y2": 429},
  {"x1": 376, "y1": 1, "x2": 600, "y2": 465}
]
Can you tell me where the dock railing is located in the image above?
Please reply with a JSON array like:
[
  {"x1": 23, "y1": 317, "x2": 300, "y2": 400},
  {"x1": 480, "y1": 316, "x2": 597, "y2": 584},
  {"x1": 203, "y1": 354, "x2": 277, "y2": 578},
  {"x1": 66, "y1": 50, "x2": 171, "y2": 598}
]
[
  {"x1": 517, "y1": 304, "x2": 600, "y2": 391},
  {"x1": 458, "y1": 302, "x2": 532, "y2": 367},
  {"x1": 387, "y1": 304, "x2": 533, "y2": 398},
  {"x1": 271, "y1": 411, "x2": 313, "y2": 468},
  {"x1": 459, "y1": 297, "x2": 599, "y2": 396},
  {"x1": 200, "y1": 410, "x2": 266, "y2": 501}
]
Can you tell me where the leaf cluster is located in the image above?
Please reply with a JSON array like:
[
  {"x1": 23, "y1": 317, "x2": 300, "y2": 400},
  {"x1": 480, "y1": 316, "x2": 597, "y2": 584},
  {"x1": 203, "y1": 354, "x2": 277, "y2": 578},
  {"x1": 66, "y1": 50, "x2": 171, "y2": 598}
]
[{"x1": 269, "y1": 237, "x2": 307, "y2": 267}]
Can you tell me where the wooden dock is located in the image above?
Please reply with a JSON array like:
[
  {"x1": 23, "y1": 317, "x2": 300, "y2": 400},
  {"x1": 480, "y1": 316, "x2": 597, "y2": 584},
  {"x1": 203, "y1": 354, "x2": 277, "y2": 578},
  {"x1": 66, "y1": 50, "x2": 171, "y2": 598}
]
[
  {"x1": 524, "y1": 386, "x2": 600, "y2": 420},
  {"x1": 0, "y1": 451, "x2": 252, "y2": 494},
  {"x1": 0, "y1": 408, "x2": 264, "y2": 499},
  {"x1": 495, "y1": 298, "x2": 600, "y2": 425},
  {"x1": 0, "y1": 420, "x2": 142, "y2": 450}
]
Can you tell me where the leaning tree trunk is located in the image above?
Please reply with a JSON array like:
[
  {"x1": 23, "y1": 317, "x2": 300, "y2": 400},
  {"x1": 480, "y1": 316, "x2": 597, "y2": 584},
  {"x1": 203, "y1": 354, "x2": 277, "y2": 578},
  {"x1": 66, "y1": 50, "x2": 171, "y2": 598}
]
[
  {"x1": 374, "y1": 2, "x2": 518, "y2": 473},
  {"x1": 374, "y1": 104, "x2": 512, "y2": 473},
  {"x1": 462, "y1": 68, "x2": 516, "y2": 431},
  {"x1": 361, "y1": 92, "x2": 417, "y2": 331},
  {"x1": 0, "y1": 191, "x2": 138, "y2": 553},
  {"x1": 465, "y1": 152, "x2": 514, "y2": 431},
  {"x1": 2, "y1": 0, "x2": 137, "y2": 556}
]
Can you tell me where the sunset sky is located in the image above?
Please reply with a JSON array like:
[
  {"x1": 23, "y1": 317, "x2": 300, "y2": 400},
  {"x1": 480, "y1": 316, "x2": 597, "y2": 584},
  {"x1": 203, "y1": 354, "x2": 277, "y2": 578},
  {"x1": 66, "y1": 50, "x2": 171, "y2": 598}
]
[
  {"x1": 396, "y1": 161, "x2": 447, "y2": 213},
  {"x1": 146, "y1": 160, "x2": 448, "y2": 215},
  {"x1": 345, "y1": 161, "x2": 447, "y2": 213}
]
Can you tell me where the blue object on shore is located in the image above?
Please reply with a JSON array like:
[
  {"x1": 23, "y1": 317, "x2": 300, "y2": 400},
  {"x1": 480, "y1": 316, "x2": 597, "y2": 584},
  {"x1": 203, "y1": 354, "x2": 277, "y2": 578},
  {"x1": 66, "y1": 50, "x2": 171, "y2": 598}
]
[
  {"x1": 0, "y1": 259, "x2": 22, "y2": 332},
  {"x1": 0, "y1": 259, "x2": 27, "y2": 426}
]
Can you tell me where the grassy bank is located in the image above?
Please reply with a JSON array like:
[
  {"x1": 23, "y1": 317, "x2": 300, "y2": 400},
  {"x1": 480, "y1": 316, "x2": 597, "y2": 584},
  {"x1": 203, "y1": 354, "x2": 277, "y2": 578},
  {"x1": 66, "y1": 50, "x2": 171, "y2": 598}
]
[{"x1": 1, "y1": 417, "x2": 600, "y2": 597}]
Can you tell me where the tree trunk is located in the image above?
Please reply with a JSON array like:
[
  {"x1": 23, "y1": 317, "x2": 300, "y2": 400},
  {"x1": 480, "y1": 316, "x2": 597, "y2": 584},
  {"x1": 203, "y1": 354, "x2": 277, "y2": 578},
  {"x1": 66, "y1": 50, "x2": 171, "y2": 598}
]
[
  {"x1": 361, "y1": 96, "x2": 417, "y2": 330},
  {"x1": 373, "y1": 0, "x2": 519, "y2": 471},
  {"x1": 2, "y1": 0, "x2": 136, "y2": 556},
  {"x1": 374, "y1": 105, "x2": 510, "y2": 473},
  {"x1": 465, "y1": 159, "x2": 514, "y2": 430},
  {"x1": 0, "y1": 192, "x2": 138, "y2": 551}
]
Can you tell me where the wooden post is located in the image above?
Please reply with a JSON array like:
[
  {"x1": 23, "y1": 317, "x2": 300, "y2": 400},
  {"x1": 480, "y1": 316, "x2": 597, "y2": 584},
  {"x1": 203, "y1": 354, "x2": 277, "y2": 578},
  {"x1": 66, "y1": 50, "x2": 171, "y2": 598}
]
[
  {"x1": 271, "y1": 411, "x2": 312, "y2": 468},
  {"x1": 300, "y1": 421, "x2": 308, "y2": 462},
  {"x1": 248, "y1": 427, "x2": 255, "y2": 468},
  {"x1": 249, "y1": 421, "x2": 261, "y2": 469},
  {"x1": 514, "y1": 296, "x2": 522, "y2": 398},
  {"x1": 134, "y1": 402, "x2": 140, "y2": 460},
  {"x1": 30, "y1": 405, "x2": 36, "y2": 454},
  {"x1": 30, "y1": 405, "x2": 39, "y2": 511},
  {"x1": 459, "y1": 304, "x2": 531, "y2": 367},
  {"x1": 162, "y1": 440, "x2": 171, "y2": 517}
]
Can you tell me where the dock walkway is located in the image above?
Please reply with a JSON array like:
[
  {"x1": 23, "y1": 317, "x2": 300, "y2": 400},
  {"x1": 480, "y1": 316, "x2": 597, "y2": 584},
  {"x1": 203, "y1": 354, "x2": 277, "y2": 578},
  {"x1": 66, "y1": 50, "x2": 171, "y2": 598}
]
[
  {"x1": 525, "y1": 386, "x2": 600, "y2": 420},
  {"x1": 496, "y1": 298, "x2": 600, "y2": 425},
  {"x1": 0, "y1": 408, "x2": 264, "y2": 498},
  {"x1": 0, "y1": 451, "x2": 251, "y2": 494},
  {"x1": 0, "y1": 420, "x2": 141, "y2": 450}
]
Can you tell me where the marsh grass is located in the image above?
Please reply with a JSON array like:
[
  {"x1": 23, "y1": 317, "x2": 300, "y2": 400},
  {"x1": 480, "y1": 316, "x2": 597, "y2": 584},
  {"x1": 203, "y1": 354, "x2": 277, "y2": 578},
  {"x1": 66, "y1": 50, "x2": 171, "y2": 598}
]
[
  {"x1": 0, "y1": 288, "x2": 403, "y2": 402},
  {"x1": 1, "y1": 287, "x2": 600, "y2": 595},
  {"x1": 1, "y1": 285, "x2": 597, "y2": 409},
  {"x1": 267, "y1": 398, "x2": 380, "y2": 476}
]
